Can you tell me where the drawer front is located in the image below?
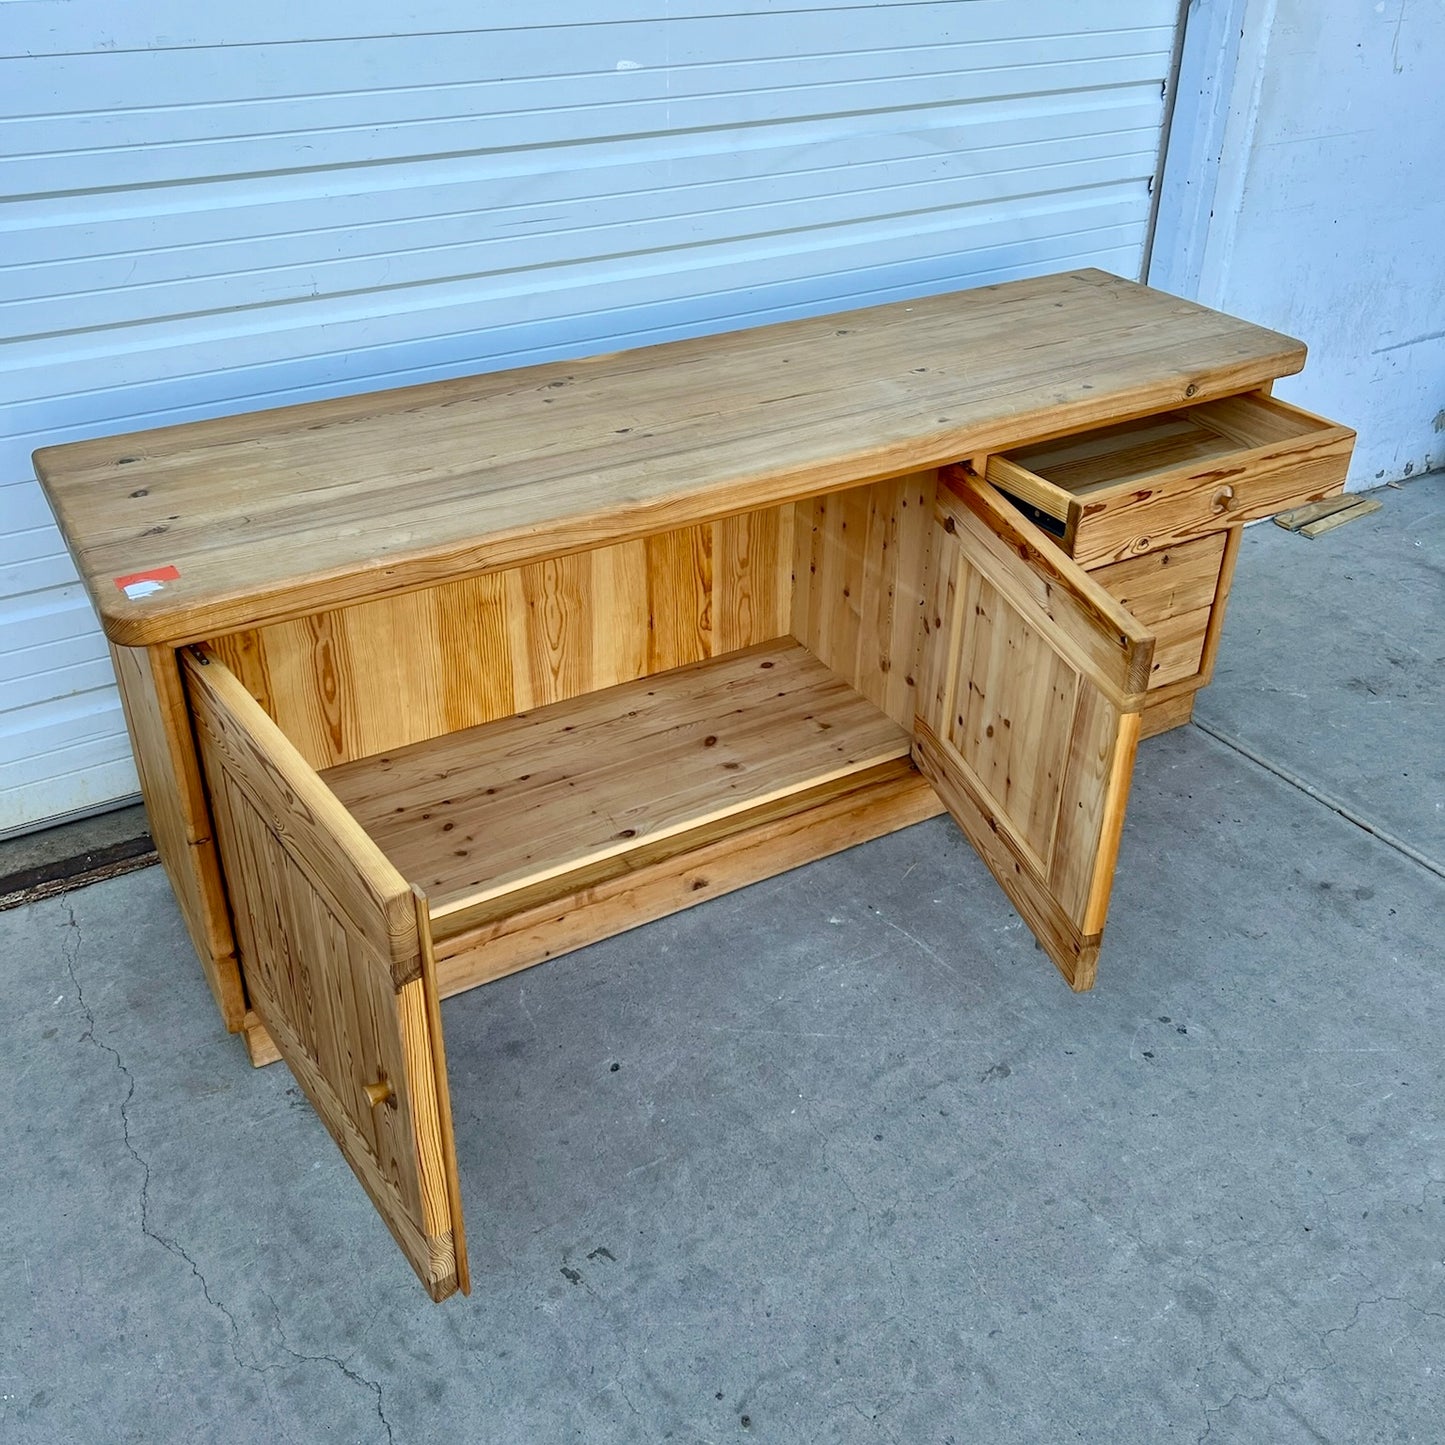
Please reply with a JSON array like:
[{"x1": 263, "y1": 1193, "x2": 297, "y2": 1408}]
[
  {"x1": 986, "y1": 393, "x2": 1355, "y2": 568},
  {"x1": 1089, "y1": 532, "x2": 1227, "y2": 690}
]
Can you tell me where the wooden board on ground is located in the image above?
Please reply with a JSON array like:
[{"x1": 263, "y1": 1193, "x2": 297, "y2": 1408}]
[
  {"x1": 1299, "y1": 497, "x2": 1382, "y2": 538},
  {"x1": 1274, "y1": 494, "x2": 1371, "y2": 532}
]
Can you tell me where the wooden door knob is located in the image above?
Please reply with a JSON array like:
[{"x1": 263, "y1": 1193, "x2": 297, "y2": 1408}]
[
  {"x1": 363, "y1": 1077, "x2": 394, "y2": 1109},
  {"x1": 1211, "y1": 484, "x2": 1236, "y2": 513}
]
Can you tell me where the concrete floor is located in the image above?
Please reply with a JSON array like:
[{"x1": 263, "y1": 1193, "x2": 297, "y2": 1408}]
[{"x1": 3, "y1": 476, "x2": 1441, "y2": 1444}]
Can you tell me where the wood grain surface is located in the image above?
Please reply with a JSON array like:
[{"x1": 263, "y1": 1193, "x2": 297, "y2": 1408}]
[
  {"x1": 790, "y1": 471, "x2": 935, "y2": 729},
  {"x1": 989, "y1": 393, "x2": 1353, "y2": 567},
  {"x1": 430, "y1": 758, "x2": 943, "y2": 995},
  {"x1": 109, "y1": 642, "x2": 245, "y2": 1028},
  {"x1": 34, "y1": 270, "x2": 1306, "y2": 646},
  {"x1": 185, "y1": 646, "x2": 467, "y2": 1299},
  {"x1": 206, "y1": 507, "x2": 793, "y2": 770},
  {"x1": 242, "y1": 757, "x2": 944, "y2": 1068},
  {"x1": 324, "y1": 639, "x2": 913, "y2": 939},
  {"x1": 915, "y1": 475, "x2": 1151, "y2": 988},
  {"x1": 1088, "y1": 532, "x2": 1227, "y2": 690}
]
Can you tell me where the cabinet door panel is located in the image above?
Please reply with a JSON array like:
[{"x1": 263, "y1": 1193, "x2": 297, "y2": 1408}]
[
  {"x1": 916, "y1": 476, "x2": 1154, "y2": 989},
  {"x1": 184, "y1": 647, "x2": 468, "y2": 1301}
]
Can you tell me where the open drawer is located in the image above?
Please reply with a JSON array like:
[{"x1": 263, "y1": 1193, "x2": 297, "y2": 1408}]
[{"x1": 984, "y1": 391, "x2": 1355, "y2": 568}]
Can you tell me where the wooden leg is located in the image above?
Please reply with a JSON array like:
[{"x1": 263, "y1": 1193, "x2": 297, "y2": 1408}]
[
  {"x1": 242, "y1": 1010, "x2": 282, "y2": 1068},
  {"x1": 1139, "y1": 689, "x2": 1196, "y2": 739},
  {"x1": 110, "y1": 643, "x2": 247, "y2": 1030}
]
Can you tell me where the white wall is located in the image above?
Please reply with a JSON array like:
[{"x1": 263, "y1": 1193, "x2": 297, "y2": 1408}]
[{"x1": 1152, "y1": 0, "x2": 1445, "y2": 488}]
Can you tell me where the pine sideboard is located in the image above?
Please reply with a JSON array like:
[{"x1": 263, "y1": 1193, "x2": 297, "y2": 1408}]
[{"x1": 34, "y1": 270, "x2": 1355, "y2": 1300}]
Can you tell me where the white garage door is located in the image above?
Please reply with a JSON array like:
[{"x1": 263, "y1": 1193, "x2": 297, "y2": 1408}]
[{"x1": 0, "y1": 0, "x2": 1181, "y2": 835}]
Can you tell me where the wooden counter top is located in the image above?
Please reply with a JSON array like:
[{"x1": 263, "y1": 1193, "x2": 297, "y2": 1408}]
[{"x1": 33, "y1": 269, "x2": 1304, "y2": 647}]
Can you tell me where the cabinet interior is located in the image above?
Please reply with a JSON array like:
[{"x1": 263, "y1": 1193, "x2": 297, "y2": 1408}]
[{"x1": 203, "y1": 470, "x2": 942, "y2": 939}]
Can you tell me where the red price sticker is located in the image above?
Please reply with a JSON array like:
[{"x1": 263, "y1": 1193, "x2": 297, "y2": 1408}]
[{"x1": 114, "y1": 564, "x2": 180, "y2": 600}]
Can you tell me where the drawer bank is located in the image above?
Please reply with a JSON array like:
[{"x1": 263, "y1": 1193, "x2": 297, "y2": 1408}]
[{"x1": 34, "y1": 271, "x2": 1354, "y2": 1300}]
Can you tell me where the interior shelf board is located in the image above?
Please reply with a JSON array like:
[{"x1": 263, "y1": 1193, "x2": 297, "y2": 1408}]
[{"x1": 323, "y1": 639, "x2": 913, "y2": 937}]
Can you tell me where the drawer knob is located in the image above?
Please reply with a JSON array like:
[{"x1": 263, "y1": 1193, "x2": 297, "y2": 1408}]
[
  {"x1": 1211, "y1": 484, "x2": 1236, "y2": 513},
  {"x1": 363, "y1": 1076, "x2": 395, "y2": 1110}
]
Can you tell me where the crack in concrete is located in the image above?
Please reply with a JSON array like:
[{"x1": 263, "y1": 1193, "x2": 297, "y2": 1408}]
[
  {"x1": 268, "y1": 1298, "x2": 394, "y2": 1445},
  {"x1": 844, "y1": 1396, "x2": 904, "y2": 1445},
  {"x1": 1197, "y1": 1369, "x2": 1331, "y2": 1445},
  {"x1": 1321, "y1": 1292, "x2": 1445, "y2": 1342},
  {"x1": 1195, "y1": 1283, "x2": 1445, "y2": 1443},
  {"x1": 613, "y1": 1379, "x2": 645, "y2": 1421},
  {"x1": 61, "y1": 905, "x2": 393, "y2": 1445},
  {"x1": 61, "y1": 906, "x2": 250, "y2": 1357},
  {"x1": 777, "y1": 1056, "x2": 909, "y2": 1334},
  {"x1": 868, "y1": 908, "x2": 960, "y2": 981}
]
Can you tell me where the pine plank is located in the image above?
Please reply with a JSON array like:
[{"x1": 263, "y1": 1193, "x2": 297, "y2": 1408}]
[
  {"x1": 915, "y1": 475, "x2": 1151, "y2": 989},
  {"x1": 987, "y1": 393, "x2": 1354, "y2": 568},
  {"x1": 109, "y1": 642, "x2": 245, "y2": 1029},
  {"x1": 185, "y1": 647, "x2": 421, "y2": 979},
  {"x1": 323, "y1": 639, "x2": 913, "y2": 939},
  {"x1": 1005, "y1": 412, "x2": 1245, "y2": 495},
  {"x1": 207, "y1": 509, "x2": 792, "y2": 770},
  {"x1": 790, "y1": 472, "x2": 935, "y2": 730},
  {"x1": 34, "y1": 270, "x2": 1307, "y2": 648},
  {"x1": 241, "y1": 1009, "x2": 282, "y2": 1068},
  {"x1": 1088, "y1": 532, "x2": 1227, "y2": 690},
  {"x1": 914, "y1": 722, "x2": 1100, "y2": 991},
  {"x1": 188, "y1": 646, "x2": 466, "y2": 1300},
  {"x1": 933, "y1": 477, "x2": 1155, "y2": 707},
  {"x1": 1299, "y1": 497, "x2": 1382, "y2": 538},
  {"x1": 1273, "y1": 494, "x2": 1363, "y2": 531},
  {"x1": 1138, "y1": 690, "x2": 1196, "y2": 739},
  {"x1": 413, "y1": 888, "x2": 470, "y2": 1298},
  {"x1": 431, "y1": 758, "x2": 943, "y2": 995},
  {"x1": 237, "y1": 759, "x2": 944, "y2": 1065}
]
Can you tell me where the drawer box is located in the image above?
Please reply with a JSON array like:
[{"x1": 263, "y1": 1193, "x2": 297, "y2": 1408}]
[
  {"x1": 1089, "y1": 532, "x2": 1228, "y2": 691},
  {"x1": 985, "y1": 392, "x2": 1354, "y2": 568}
]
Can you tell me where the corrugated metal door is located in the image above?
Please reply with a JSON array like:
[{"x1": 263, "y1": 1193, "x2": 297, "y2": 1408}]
[{"x1": 1, "y1": 0, "x2": 1180, "y2": 835}]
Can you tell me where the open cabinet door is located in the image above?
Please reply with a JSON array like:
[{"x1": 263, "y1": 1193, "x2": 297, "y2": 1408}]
[
  {"x1": 183, "y1": 648, "x2": 469, "y2": 1301},
  {"x1": 915, "y1": 474, "x2": 1155, "y2": 990}
]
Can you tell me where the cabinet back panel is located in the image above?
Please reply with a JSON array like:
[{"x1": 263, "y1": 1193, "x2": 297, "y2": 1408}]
[{"x1": 206, "y1": 506, "x2": 794, "y2": 769}]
